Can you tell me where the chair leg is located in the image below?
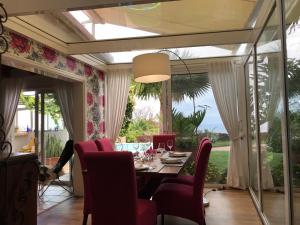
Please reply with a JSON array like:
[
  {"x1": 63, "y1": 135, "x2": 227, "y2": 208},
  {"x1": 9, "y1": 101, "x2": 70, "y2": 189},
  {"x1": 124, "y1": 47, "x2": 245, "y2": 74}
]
[
  {"x1": 161, "y1": 214, "x2": 164, "y2": 225},
  {"x1": 82, "y1": 213, "x2": 88, "y2": 225}
]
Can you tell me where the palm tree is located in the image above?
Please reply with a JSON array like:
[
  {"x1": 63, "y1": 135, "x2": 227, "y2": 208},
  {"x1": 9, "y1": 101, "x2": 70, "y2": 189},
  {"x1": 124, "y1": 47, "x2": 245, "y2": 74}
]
[{"x1": 133, "y1": 49, "x2": 211, "y2": 132}]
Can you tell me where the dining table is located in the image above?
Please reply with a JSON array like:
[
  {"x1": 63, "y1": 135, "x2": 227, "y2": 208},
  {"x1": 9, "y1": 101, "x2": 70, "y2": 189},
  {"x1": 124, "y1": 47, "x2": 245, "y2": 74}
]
[{"x1": 134, "y1": 151, "x2": 192, "y2": 178}]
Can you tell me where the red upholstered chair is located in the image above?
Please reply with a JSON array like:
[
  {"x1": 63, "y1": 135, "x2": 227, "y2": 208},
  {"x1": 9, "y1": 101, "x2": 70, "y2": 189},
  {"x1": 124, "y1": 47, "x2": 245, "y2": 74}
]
[
  {"x1": 94, "y1": 138, "x2": 145, "y2": 191},
  {"x1": 95, "y1": 138, "x2": 115, "y2": 152},
  {"x1": 153, "y1": 134, "x2": 176, "y2": 151},
  {"x1": 153, "y1": 140, "x2": 212, "y2": 225},
  {"x1": 84, "y1": 151, "x2": 157, "y2": 225},
  {"x1": 74, "y1": 141, "x2": 100, "y2": 225},
  {"x1": 161, "y1": 137, "x2": 209, "y2": 185}
]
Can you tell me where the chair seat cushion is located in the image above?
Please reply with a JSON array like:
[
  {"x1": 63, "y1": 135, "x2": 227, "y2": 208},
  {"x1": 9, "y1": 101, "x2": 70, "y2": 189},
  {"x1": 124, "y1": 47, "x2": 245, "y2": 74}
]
[
  {"x1": 162, "y1": 175, "x2": 194, "y2": 185},
  {"x1": 137, "y1": 199, "x2": 157, "y2": 225},
  {"x1": 153, "y1": 183, "x2": 201, "y2": 223}
]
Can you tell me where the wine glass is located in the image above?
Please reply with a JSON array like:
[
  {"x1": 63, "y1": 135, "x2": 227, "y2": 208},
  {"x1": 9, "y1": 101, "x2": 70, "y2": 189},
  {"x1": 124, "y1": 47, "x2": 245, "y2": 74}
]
[
  {"x1": 158, "y1": 142, "x2": 166, "y2": 155},
  {"x1": 167, "y1": 140, "x2": 174, "y2": 152},
  {"x1": 133, "y1": 142, "x2": 140, "y2": 157}
]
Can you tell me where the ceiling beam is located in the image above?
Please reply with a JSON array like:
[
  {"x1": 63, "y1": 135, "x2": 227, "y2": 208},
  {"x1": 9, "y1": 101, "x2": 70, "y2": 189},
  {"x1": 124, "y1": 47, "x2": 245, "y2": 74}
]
[
  {"x1": 67, "y1": 29, "x2": 253, "y2": 55},
  {"x1": 2, "y1": 0, "x2": 176, "y2": 16}
]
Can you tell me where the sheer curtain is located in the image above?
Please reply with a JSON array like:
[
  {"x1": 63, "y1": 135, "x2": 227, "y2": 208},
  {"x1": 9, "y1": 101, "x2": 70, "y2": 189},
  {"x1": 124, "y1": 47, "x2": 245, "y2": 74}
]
[
  {"x1": 55, "y1": 83, "x2": 74, "y2": 139},
  {"x1": 0, "y1": 77, "x2": 23, "y2": 135},
  {"x1": 208, "y1": 61, "x2": 247, "y2": 189},
  {"x1": 105, "y1": 68, "x2": 131, "y2": 142}
]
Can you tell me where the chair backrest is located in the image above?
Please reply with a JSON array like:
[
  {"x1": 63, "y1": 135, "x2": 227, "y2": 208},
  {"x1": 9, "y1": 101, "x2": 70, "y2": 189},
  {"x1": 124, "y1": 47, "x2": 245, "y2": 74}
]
[
  {"x1": 85, "y1": 152, "x2": 138, "y2": 225},
  {"x1": 74, "y1": 140, "x2": 99, "y2": 214},
  {"x1": 194, "y1": 137, "x2": 209, "y2": 167},
  {"x1": 74, "y1": 141, "x2": 99, "y2": 170},
  {"x1": 193, "y1": 140, "x2": 212, "y2": 201},
  {"x1": 153, "y1": 134, "x2": 176, "y2": 151},
  {"x1": 95, "y1": 138, "x2": 115, "y2": 152}
]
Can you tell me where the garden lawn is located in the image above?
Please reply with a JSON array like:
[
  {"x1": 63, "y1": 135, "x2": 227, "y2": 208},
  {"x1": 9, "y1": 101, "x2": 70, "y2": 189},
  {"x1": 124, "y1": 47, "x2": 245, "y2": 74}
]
[
  {"x1": 209, "y1": 151, "x2": 229, "y2": 172},
  {"x1": 212, "y1": 140, "x2": 230, "y2": 147}
]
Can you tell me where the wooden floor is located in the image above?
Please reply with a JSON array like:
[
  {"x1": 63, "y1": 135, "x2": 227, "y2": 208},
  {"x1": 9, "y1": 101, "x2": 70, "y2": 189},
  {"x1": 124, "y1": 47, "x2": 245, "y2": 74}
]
[{"x1": 37, "y1": 189, "x2": 262, "y2": 225}]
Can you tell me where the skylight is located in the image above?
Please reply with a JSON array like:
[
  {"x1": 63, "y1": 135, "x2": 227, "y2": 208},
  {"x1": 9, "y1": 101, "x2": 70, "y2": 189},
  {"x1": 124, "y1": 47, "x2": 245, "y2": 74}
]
[
  {"x1": 69, "y1": 10, "x2": 158, "y2": 40},
  {"x1": 70, "y1": 11, "x2": 90, "y2": 23},
  {"x1": 104, "y1": 46, "x2": 237, "y2": 64},
  {"x1": 94, "y1": 23, "x2": 158, "y2": 40}
]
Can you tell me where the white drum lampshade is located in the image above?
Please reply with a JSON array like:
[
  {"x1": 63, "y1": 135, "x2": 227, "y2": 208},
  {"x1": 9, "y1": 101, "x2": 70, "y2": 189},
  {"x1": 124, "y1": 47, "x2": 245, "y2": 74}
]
[{"x1": 132, "y1": 53, "x2": 171, "y2": 83}]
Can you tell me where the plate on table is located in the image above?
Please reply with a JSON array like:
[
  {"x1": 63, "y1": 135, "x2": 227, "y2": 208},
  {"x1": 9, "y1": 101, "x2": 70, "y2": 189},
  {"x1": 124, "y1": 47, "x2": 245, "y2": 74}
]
[
  {"x1": 135, "y1": 164, "x2": 149, "y2": 171},
  {"x1": 168, "y1": 152, "x2": 187, "y2": 157},
  {"x1": 160, "y1": 157, "x2": 182, "y2": 164}
]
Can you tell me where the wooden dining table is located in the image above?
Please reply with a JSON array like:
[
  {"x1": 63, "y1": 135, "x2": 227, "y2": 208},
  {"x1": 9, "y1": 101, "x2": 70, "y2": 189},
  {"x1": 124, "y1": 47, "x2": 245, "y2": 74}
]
[{"x1": 135, "y1": 152, "x2": 192, "y2": 178}]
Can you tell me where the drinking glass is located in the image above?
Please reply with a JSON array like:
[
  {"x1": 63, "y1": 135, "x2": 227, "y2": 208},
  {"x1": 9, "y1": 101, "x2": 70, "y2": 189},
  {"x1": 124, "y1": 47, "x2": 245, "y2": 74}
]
[
  {"x1": 158, "y1": 142, "x2": 166, "y2": 155},
  {"x1": 133, "y1": 142, "x2": 140, "y2": 157},
  {"x1": 167, "y1": 140, "x2": 174, "y2": 151}
]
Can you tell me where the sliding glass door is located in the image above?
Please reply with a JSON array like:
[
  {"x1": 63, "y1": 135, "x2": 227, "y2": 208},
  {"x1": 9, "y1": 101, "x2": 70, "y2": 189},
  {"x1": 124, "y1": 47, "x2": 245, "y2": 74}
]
[
  {"x1": 246, "y1": 3, "x2": 288, "y2": 225},
  {"x1": 246, "y1": 53, "x2": 260, "y2": 200},
  {"x1": 284, "y1": 0, "x2": 300, "y2": 224}
]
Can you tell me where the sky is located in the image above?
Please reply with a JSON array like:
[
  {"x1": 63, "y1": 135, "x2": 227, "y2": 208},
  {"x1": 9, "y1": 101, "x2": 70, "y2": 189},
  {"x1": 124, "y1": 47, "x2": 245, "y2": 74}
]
[{"x1": 135, "y1": 89, "x2": 227, "y2": 133}]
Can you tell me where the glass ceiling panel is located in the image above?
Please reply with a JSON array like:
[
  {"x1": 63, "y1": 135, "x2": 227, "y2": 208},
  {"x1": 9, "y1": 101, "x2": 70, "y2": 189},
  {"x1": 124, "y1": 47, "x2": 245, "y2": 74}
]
[
  {"x1": 16, "y1": 0, "x2": 258, "y2": 43},
  {"x1": 80, "y1": 0, "x2": 257, "y2": 40},
  {"x1": 94, "y1": 44, "x2": 251, "y2": 64}
]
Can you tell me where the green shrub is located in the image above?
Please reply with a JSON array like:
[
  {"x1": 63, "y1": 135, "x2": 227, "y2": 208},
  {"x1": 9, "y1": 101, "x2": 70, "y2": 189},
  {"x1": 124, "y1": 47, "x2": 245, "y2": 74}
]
[
  {"x1": 46, "y1": 134, "x2": 64, "y2": 158},
  {"x1": 184, "y1": 158, "x2": 227, "y2": 184}
]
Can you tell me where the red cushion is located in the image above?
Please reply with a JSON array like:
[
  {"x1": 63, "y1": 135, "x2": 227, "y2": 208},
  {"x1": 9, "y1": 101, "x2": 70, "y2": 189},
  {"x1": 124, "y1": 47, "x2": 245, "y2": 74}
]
[
  {"x1": 162, "y1": 175, "x2": 194, "y2": 185},
  {"x1": 137, "y1": 199, "x2": 157, "y2": 225},
  {"x1": 95, "y1": 138, "x2": 115, "y2": 152}
]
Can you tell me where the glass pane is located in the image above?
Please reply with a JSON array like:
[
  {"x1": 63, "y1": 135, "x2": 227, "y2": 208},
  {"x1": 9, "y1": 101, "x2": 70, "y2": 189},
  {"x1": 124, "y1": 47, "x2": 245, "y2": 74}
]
[
  {"x1": 17, "y1": 1, "x2": 259, "y2": 43},
  {"x1": 94, "y1": 44, "x2": 251, "y2": 64},
  {"x1": 80, "y1": 0, "x2": 257, "y2": 40},
  {"x1": 256, "y1": 7, "x2": 285, "y2": 225},
  {"x1": 171, "y1": 73, "x2": 228, "y2": 184},
  {"x1": 285, "y1": 0, "x2": 300, "y2": 224},
  {"x1": 117, "y1": 81, "x2": 160, "y2": 151},
  {"x1": 247, "y1": 54, "x2": 259, "y2": 199}
]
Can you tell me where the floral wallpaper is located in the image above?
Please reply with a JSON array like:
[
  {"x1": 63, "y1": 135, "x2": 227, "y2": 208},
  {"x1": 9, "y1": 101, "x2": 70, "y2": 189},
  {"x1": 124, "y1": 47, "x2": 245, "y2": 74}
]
[{"x1": 4, "y1": 30, "x2": 105, "y2": 140}]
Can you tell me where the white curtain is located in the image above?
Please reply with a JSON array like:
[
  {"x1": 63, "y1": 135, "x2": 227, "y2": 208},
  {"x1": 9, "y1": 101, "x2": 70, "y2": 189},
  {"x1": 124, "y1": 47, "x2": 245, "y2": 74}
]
[
  {"x1": 55, "y1": 83, "x2": 74, "y2": 139},
  {"x1": 0, "y1": 77, "x2": 24, "y2": 135},
  {"x1": 105, "y1": 68, "x2": 131, "y2": 142},
  {"x1": 208, "y1": 61, "x2": 247, "y2": 189}
]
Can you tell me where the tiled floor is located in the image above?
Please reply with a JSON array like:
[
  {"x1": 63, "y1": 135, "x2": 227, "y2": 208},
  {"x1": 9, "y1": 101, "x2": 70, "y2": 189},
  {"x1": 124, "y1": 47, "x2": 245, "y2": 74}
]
[{"x1": 38, "y1": 185, "x2": 73, "y2": 214}]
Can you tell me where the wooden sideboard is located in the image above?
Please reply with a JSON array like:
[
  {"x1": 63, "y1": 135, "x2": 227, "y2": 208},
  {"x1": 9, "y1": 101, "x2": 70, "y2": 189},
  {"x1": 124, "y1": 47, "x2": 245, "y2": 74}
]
[{"x1": 0, "y1": 153, "x2": 39, "y2": 225}]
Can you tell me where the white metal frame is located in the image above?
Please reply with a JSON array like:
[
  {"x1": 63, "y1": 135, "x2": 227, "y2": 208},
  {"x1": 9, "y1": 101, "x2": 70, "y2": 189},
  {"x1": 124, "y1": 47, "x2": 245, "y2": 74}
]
[{"x1": 244, "y1": 0, "x2": 295, "y2": 224}]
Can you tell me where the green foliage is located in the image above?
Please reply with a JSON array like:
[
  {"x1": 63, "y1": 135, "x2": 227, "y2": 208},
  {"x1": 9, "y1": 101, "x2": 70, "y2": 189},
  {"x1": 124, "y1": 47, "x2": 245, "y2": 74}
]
[
  {"x1": 266, "y1": 116, "x2": 282, "y2": 153},
  {"x1": 172, "y1": 107, "x2": 207, "y2": 151},
  {"x1": 45, "y1": 134, "x2": 63, "y2": 158},
  {"x1": 133, "y1": 81, "x2": 162, "y2": 100},
  {"x1": 184, "y1": 152, "x2": 228, "y2": 184},
  {"x1": 125, "y1": 118, "x2": 159, "y2": 142},
  {"x1": 267, "y1": 111, "x2": 300, "y2": 154},
  {"x1": 268, "y1": 152, "x2": 285, "y2": 187},
  {"x1": 120, "y1": 87, "x2": 135, "y2": 137},
  {"x1": 172, "y1": 107, "x2": 206, "y2": 137},
  {"x1": 19, "y1": 93, "x2": 62, "y2": 126},
  {"x1": 171, "y1": 73, "x2": 210, "y2": 102},
  {"x1": 287, "y1": 58, "x2": 300, "y2": 98},
  {"x1": 172, "y1": 109, "x2": 195, "y2": 136}
]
